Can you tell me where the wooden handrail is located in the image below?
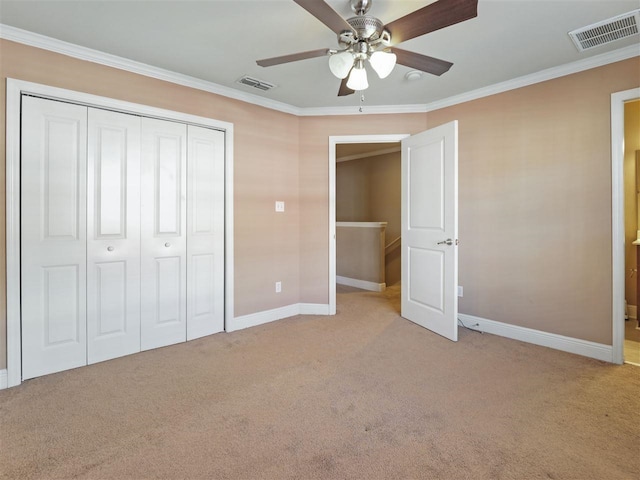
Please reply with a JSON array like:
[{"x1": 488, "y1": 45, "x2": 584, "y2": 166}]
[{"x1": 385, "y1": 236, "x2": 401, "y2": 255}]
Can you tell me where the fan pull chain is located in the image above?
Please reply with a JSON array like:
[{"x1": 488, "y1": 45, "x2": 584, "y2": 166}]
[{"x1": 359, "y1": 93, "x2": 365, "y2": 113}]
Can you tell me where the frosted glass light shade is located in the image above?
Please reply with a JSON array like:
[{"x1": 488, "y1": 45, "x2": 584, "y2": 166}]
[
  {"x1": 370, "y1": 51, "x2": 397, "y2": 79},
  {"x1": 329, "y1": 51, "x2": 354, "y2": 79},
  {"x1": 346, "y1": 64, "x2": 368, "y2": 91}
]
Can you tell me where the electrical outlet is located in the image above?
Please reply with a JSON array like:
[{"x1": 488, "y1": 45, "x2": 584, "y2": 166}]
[
  {"x1": 458, "y1": 286, "x2": 463, "y2": 297},
  {"x1": 275, "y1": 201, "x2": 285, "y2": 212},
  {"x1": 275, "y1": 281, "x2": 282, "y2": 293}
]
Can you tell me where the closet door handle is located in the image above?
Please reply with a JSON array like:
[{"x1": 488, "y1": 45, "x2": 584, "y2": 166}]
[
  {"x1": 107, "y1": 246, "x2": 114, "y2": 252},
  {"x1": 165, "y1": 242, "x2": 171, "y2": 248}
]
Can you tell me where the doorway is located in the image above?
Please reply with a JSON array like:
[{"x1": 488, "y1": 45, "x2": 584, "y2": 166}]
[
  {"x1": 612, "y1": 87, "x2": 640, "y2": 365},
  {"x1": 621, "y1": 98, "x2": 640, "y2": 366},
  {"x1": 328, "y1": 135, "x2": 408, "y2": 315}
]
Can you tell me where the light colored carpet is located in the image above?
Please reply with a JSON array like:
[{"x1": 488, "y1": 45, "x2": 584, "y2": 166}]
[{"x1": 1, "y1": 285, "x2": 639, "y2": 479}]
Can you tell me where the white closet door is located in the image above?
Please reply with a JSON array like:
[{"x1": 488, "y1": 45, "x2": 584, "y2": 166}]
[
  {"x1": 87, "y1": 109, "x2": 141, "y2": 364},
  {"x1": 21, "y1": 96, "x2": 88, "y2": 380},
  {"x1": 140, "y1": 117, "x2": 187, "y2": 350},
  {"x1": 187, "y1": 125, "x2": 225, "y2": 339}
]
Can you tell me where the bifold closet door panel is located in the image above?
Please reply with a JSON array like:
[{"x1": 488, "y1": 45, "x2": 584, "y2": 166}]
[
  {"x1": 187, "y1": 125, "x2": 225, "y2": 340},
  {"x1": 21, "y1": 96, "x2": 88, "y2": 380},
  {"x1": 87, "y1": 109, "x2": 142, "y2": 364},
  {"x1": 140, "y1": 117, "x2": 188, "y2": 351}
]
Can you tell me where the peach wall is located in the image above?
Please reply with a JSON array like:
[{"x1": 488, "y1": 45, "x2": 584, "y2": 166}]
[
  {"x1": 1, "y1": 38, "x2": 638, "y2": 372},
  {"x1": 299, "y1": 58, "x2": 638, "y2": 345},
  {"x1": 0, "y1": 39, "x2": 301, "y2": 369},
  {"x1": 426, "y1": 58, "x2": 640, "y2": 344}
]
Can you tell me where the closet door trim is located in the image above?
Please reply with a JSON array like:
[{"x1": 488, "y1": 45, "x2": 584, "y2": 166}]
[{"x1": 6, "y1": 78, "x2": 235, "y2": 388}]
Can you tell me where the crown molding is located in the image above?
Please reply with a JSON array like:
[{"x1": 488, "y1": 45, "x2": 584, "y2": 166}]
[
  {"x1": 421, "y1": 44, "x2": 640, "y2": 113},
  {"x1": 1, "y1": 23, "x2": 638, "y2": 118},
  {"x1": 0, "y1": 24, "x2": 301, "y2": 116}
]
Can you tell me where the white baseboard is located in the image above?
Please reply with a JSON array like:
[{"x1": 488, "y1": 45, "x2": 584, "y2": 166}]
[
  {"x1": 227, "y1": 303, "x2": 331, "y2": 332},
  {"x1": 336, "y1": 275, "x2": 386, "y2": 292},
  {"x1": 0, "y1": 369, "x2": 7, "y2": 389},
  {"x1": 628, "y1": 304, "x2": 637, "y2": 320},
  {"x1": 458, "y1": 313, "x2": 613, "y2": 362},
  {"x1": 299, "y1": 303, "x2": 331, "y2": 315}
]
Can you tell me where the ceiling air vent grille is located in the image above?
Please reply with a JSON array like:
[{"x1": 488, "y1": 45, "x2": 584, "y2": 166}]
[
  {"x1": 237, "y1": 76, "x2": 276, "y2": 91},
  {"x1": 569, "y1": 10, "x2": 640, "y2": 51}
]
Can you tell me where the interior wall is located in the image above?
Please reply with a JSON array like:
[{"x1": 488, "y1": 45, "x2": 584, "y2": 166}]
[
  {"x1": 624, "y1": 100, "x2": 640, "y2": 311},
  {"x1": 425, "y1": 58, "x2": 640, "y2": 345},
  {"x1": 369, "y1": 151, "x2": 401, "y2": 243},
  {"x1": 336, "y1": 157, "x2": 371, "y2": 222},
  {"x1": 0, "y1": 39, "x2": 301, "y2": 370}
]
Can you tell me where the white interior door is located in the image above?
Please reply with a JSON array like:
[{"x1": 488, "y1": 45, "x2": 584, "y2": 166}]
[
  {"x1": 186, "y1": 125, "x2": 225, "y2": 339},
  {"x1": 87, "y1": 108, "x2": 141, "y2": 364},
  {"x1": 140, "y1": 117, "x2": 188, "y2": 351},
  {"x1": 21, "y1": 96, "x2": 88, "y2": 379},
  {"x1": 401, "y1": 121, "x2": 458, "y2": 341}
]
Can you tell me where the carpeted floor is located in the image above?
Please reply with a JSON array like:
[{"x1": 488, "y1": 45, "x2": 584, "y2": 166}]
[{"x1": 1, "y1": 285, "x2": 639, "y2": 479}]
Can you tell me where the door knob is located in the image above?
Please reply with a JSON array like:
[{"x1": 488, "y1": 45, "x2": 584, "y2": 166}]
[
  {"x1": 107, "y1": 246, "x2": 114, "y2": 252},
  {"x1": 165, "y1": 242, "x2": 171, "y2": 248},
  {"x1": 437, "y1": 239, "x2": 453, "y2": 246}
]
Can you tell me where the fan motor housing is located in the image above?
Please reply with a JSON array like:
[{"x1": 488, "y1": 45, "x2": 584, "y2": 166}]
[{"x1": 347, "y1": 15, "x2": 384, "y2": 41}]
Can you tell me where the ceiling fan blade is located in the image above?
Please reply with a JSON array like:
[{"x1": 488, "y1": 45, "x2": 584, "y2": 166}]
[
  {"x1": 391, "y1": 48, "x2": 453, "y2": 76},
  {"x1": 294, "y1": 0, "x2": 356, "y2": 35},
  {"x1": 257, "y1": 48, "x2": 330, "y2": 67},
  {"x1": 385, "y1": 0, "x2": 478, "y2": 45},
  {"x1": 338, "y1": 78, "x2": 355, "y2": 97}
]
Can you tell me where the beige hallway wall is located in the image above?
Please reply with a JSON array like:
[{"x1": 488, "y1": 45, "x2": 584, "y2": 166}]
[{"x1": 0, "y1": 39, "x2": 301, "y2": 370}]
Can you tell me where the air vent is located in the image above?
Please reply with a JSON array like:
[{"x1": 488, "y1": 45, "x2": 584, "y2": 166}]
[
  {"x1": 237, "y1": 76, "x2": 276, "y2": 91},
  {"x1": 569, "y1": 10, "x2": 640, "y2": 51}
]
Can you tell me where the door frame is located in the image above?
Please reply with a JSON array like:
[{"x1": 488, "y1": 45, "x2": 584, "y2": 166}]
[
  {"x1": 5, "y1": 78, "x2": 235, "y2": 387},
  {"x1": 612, "y1": 87, "x2": 640, "y2": 365},
  {"x1": 328, "y1": 134, "x2": 409, "y2": 314}
]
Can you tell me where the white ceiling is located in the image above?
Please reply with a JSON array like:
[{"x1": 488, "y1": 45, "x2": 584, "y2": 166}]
[{"x1": 0, "y1": 0, "x2": 638, "y2": 109}]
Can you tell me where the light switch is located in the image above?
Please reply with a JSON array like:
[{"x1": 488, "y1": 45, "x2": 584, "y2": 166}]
[{"x1": 275, "y1": 201, "x2": 285, "y2": 212}]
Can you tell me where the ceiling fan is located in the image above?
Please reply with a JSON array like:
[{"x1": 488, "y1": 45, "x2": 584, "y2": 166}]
[{"x1": 256, "y1": 0, "x2": 478, "y2": 96}]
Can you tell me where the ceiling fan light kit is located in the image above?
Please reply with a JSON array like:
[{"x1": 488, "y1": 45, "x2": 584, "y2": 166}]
[{"x1": 257, "y1": 0, "x2": 478, "y2": 97}]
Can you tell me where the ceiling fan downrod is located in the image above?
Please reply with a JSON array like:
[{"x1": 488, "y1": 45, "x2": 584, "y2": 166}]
[{"x1": 350, "y1": 0, "x2": 372, "y2": 16}]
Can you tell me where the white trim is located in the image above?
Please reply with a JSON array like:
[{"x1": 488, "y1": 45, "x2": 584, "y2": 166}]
[
  {"x1": 227, "y1": 303, "x2": 330, "y2": 332},
  {"x1": 0, "y1": 25, "x2": 299, "y2": 117},
  {"x1": 299, "y1": 303, "x2": 331, "y2": 315},
  {"x1": 458, "y1": 314, "x2": 613, "y2": 362},
  {"x1": 336, "y1": 221, "x2": 387, "y2": 228},
  {"x1": 612, "y1": 87, "x2": 640, "y2": 365},
  {"x1": 1, "y1": 24, "x2": 637, "y2": 117},
  {"x1": 5, "y1": 79, "x2": 235, "y2": 388},
  {"x1": 422, "y1": 45, "x2": 640, "y2": 115},
  {"x1": 337, "y1": 146, "x2": 401, "y2": 163},
  {"x1": 0, "y1": 369, "x2": 7, "y2": 389},
  {"x1": 329, "y1": 134, "x2": 409, "y2": 316},
  {"x1": 336, "y1": 276, "x2": 386, "y2": 292},
  {"x1": 228, "y1": 304, "x2": 300, "y2": 332}
]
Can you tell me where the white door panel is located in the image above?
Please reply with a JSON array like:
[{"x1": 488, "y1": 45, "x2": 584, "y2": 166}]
[
  {"x1": 402, "y1": 121, "x2": 458, "y2": 341},
  {"x1": 21, "y1": 96, "x2": 88, "y2": 379},
  {"x1": 87, "y1": 108, "x2": 141, "y2": 364},
  {"x1": 187, "y1": 125, "x2": 225, "y2": 339},
  {"x1": 140, "y1": 117, "x2": 187, "y2": 350}
]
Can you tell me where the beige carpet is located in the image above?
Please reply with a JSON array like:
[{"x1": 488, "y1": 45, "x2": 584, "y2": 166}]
[{"x1": 1, "y1": 285, "x2": 639, "y2": 480}]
